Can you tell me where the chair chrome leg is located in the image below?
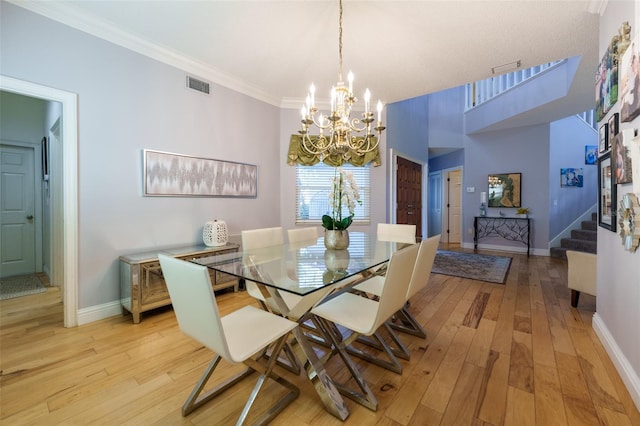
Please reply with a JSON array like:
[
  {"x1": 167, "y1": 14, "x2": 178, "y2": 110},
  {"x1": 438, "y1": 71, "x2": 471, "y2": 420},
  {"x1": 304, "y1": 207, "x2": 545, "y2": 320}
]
[
  {"x1": 354, "y1": 322, "x2": 411, "y2": 361},
  {"x1": 345, "y1": 330, "x2": 403, "y2": 374},
  {"x1": 239, "y1": 334, "x2": 300, "y2": 425},
  {"x1": 182, "y1": 334, "x2": 300, "y2": 425},
  {"x1": 182, "y1": 356, "x2": 253, "y2": 416},
  {"x1": 388, "y1": 306, "x2": 427, "y2": 338},
  {"x1": 314, "y1": 317, "x2": 379, "y2": 411}
]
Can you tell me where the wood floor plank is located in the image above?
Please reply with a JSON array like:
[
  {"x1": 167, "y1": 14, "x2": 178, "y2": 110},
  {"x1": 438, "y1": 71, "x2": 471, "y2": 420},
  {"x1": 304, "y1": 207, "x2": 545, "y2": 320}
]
[
  {"x1": 2, "y1": 248, "x2": 639, "y2": 425},
  {"x1": 504, "y1": 385, "x2": 535, "y2": 426},
  {"x1": 534, "y1": 363, "x2": 568, "y2": 426}
]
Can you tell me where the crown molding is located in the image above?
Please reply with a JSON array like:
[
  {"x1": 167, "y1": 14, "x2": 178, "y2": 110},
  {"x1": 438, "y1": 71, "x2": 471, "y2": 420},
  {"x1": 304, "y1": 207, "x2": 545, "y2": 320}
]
[
  {"x1": 586, "y1": 0, "x2": 608, "y2": 16},
  {"x1": 7, "y1": 0, "x2": 281, "y2": 107}
]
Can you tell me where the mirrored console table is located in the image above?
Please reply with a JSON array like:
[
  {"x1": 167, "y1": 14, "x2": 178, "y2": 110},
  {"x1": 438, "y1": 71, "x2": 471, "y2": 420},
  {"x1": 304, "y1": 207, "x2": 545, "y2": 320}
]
[
  {"x1": 474, "y1": 216, "x2": 531, "y2": 256},
  {"x1": 120, "y1": 243, "x2": 240, "y2": 323}
]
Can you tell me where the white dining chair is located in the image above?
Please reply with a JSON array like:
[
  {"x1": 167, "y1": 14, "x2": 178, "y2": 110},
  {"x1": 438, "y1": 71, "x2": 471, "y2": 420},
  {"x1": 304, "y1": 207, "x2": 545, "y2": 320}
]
[
  {"x1": 377, "y1": 223, "x2": 417, "y2": 244},
  {"x1": 241, "y1": 226, "x2": 301, "y2": 373},
  {"x1": 310, "y1": 243, "x2": 419, "y2": 411},
  {"x1": 158, "y1": 254, "x2": 299, "y2": 424},
  {"x1": 389, "y1": 234, "x2": 440, "y2": 338},
  {"x1": 241, "y1": 226, "x2": 301, "y2": 311},
  {"x1": 287, "y1": 226, "x2": 319, "y2": 244}
]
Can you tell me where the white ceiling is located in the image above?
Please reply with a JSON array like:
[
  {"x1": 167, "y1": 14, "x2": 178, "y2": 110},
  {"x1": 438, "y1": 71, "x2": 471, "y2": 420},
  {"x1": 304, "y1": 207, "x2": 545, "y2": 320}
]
[{"x1": 14, "y1": 0, "x2": 601, "y2": 120}]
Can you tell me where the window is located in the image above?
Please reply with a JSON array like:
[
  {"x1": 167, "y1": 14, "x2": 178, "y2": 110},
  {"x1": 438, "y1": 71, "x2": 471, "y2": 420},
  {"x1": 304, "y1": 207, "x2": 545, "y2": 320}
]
[{"x1": 295, "y1": 163, "x2": 371, "y2": 225}]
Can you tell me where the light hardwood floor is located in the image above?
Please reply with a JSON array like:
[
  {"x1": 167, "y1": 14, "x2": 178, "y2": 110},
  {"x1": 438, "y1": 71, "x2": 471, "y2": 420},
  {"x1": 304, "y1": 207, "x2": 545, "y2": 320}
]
[{"x1": 1, "y1": 248, "x2": 639, "y2": 425}]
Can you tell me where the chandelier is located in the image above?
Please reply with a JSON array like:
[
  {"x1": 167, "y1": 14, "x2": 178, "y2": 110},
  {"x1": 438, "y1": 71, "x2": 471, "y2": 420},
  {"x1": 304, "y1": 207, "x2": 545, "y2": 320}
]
[{"x1": 298, "y1": 0, "x2": 385, "y2": 159}]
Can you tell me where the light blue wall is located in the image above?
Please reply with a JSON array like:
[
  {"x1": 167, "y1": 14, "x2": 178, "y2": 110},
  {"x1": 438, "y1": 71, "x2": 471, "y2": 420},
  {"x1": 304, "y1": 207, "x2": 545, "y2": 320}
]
[
  {"x1": 1, "y1": 2, "x2": 282, "y2": 309},
  {"x1": 427, "y1": 86, "x2": 465, "y2": 148},
  {"x1": 463, "y1": 124, "x2": 551, "y2": 251},
  {"x1": 386, "y1": 96, "x2": 429, "y2": 161},
  {"x1": 428, "y1": 150, "x2": 464, "y2": 171},
  {"x1": 549, "y1": 116, "x2": 598, "y2": 236},
  {"x1": 396, "y1": 81, "x2": 597, "y2": 253}
]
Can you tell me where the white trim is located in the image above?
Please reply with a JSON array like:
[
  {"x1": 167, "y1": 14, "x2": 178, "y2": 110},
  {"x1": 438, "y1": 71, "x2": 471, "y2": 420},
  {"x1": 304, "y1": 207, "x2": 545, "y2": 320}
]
[
  {"x1": 461, "y1": 242, "x2": 548, "y2": 257},
  {"x1": 7, "y1": 0, "x2": 280, "y2": 107},
  {"x1": 78, "y1": 301, "x2": 122, "y2": 326},
  {"x1": 1, "y1": 75, "x2": 79, "y2": 328},
  {"x1": 593, "y1": 313, "x2": 640, "y2": 412}
]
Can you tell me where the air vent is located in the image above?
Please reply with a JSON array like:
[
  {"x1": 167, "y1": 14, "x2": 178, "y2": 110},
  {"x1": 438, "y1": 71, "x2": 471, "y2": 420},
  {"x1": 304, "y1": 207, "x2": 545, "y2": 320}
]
[{"x1": 186, "y1": 76, "x2": 210, "y2": 94}]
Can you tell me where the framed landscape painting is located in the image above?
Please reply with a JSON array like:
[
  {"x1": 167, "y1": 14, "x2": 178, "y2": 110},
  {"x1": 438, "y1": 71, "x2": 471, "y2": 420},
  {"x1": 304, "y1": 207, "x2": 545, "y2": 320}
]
[{"x1": 488, "y1": 173, "x2": 521, "y2": 208}]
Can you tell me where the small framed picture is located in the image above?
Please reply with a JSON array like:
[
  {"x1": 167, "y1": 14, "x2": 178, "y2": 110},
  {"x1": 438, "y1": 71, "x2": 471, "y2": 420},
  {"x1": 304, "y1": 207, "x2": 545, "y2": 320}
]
[
  {"x1": 599, "y1": 123, "x2": 608, "y2": 153},
  {"x1": 608, "y1": 112, "x2": 619, "y2": 142},
  {"x1": 585, "y1": 145, "x2": 598, "y2": 165},
  {"x1": 598, "y1": 152, "x2": 616, "y2": 231}
]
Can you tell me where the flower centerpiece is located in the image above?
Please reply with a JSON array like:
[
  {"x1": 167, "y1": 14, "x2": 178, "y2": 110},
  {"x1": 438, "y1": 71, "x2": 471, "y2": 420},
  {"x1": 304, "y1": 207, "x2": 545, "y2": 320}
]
[{"x1": 322, "y1": 167, "x2": 362, "y2": 249}]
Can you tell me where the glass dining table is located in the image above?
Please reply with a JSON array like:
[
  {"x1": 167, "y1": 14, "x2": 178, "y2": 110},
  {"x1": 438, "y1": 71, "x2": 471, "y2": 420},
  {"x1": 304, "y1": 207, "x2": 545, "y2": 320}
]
[{"x1": 191, "y1": 231, "x2": 406, "y2": 420}]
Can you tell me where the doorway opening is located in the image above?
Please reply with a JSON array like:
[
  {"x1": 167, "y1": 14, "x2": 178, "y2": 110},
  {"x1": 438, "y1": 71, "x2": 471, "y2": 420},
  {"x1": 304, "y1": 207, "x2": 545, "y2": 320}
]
[{"x1": 1, "y1": 75, "x2": 79, "y2": 327}]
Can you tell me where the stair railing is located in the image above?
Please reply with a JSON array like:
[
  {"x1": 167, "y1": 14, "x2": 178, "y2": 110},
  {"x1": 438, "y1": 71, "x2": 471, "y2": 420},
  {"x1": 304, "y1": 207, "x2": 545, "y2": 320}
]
[{"x1": 465, "y1": 60, "x2": 563, "y2": 110}]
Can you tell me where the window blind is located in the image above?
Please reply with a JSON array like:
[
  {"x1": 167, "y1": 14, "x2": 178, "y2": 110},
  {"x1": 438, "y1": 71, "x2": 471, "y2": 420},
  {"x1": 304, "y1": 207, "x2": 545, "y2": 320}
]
[{"x1": 295, "y1": 163, "x2": 371, "y2": 225}]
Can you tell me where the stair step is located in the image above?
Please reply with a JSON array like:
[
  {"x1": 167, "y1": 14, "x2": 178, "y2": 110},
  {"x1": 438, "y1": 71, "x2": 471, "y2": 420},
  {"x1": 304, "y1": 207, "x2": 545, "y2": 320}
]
[
  {"x1": 571, "y1": 229, "x2": 597, "y2": 241},
  {"x1": 581, "y1": 220, "x2": 597, "y2": 232},
  {"x1": 550, "y1": 247, "x2": 569, "y2": 260},
  {"x1": 560, "y1": 237, "x2": 597, "y2": 253}
]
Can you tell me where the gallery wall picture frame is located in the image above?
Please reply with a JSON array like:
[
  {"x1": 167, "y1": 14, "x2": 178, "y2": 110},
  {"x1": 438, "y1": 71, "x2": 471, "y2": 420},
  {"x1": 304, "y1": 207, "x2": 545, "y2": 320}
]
[
  {"x1": 608, "y1": 112, "x2": 619, "y2": 142},
  {"x1": 619, "y1": 36, "x2": 640, "y2": 123},
  {"x1": 41, "y1": 136, "x2": 49, "y2": 181},
  {"x1": 585, "y1": 145, "x2": 598, "y2": 165},
  {"x1": 595, "y1": 37, "x2": 618, "y2": 121},
  {"x1": 560, "y1": 168, "x2": 583, "y2": 187},
  {"x1": 611, "y1": 132, "x2": 633, "y2": 184},
  {"x1": 599, "y1": 123, "x2": 609, "y2": 153},
  {"x1": 143, "y1": 149, "x2": 258, "y2": 197},
  {"x1": 487, "y1": 172, "x2": 521, "y2": 208},
  {"x1": 598, "y1": 152, "x2": 617, "y2": 232}
]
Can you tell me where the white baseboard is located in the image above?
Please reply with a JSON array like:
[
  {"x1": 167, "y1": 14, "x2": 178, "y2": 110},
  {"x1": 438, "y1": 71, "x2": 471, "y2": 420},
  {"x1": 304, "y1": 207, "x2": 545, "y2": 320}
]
[
  {"x1": 593, "y1": 313, "x2": 640, "y2": 412},
  {"x1": 78, "y1": 300, "x2": 122, "y2": 325},
  {"x1": 460, "y1": 242, "x2": 548, "y2": 256}
]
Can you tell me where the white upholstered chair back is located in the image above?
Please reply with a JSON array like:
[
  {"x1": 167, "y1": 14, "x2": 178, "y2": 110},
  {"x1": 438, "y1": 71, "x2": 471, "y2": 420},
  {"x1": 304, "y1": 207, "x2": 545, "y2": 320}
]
[
  {"x1": 406, "y1": 235, "x2": 440, "y2": 300},
  {"x1": 377, "y1": 223, "x2": 417, "y2": 244},
  {"x1": 158, "y1": 254, "x2": 232, "y2": 361},
  {"x1": 369, "y1": 244, "x2": 419, "y2": 334},
  {"x1": 287, "y1": 227, "x2": 319, "y2": 244},
  {"x1": 241, "y1": 226, "x2": 285, "y2": 251}
]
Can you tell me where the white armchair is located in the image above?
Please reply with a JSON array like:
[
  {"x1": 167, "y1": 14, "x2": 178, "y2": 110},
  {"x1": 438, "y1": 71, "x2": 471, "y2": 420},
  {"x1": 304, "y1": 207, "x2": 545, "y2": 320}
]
[{"x1": 566, "y1": 250, "x2": 597, "y2": 307}]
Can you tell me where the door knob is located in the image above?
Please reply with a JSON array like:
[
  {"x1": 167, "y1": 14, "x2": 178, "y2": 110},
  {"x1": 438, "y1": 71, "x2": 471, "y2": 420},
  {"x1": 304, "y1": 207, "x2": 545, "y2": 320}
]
[{"x1": 26, "y1": 215, "x2": 34, "y2": 220}]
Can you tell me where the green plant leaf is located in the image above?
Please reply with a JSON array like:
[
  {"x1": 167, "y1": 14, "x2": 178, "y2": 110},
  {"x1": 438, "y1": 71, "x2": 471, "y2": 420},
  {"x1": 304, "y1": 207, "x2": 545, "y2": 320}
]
[{"x1": 322, "y1": 214, "x2": 335, "y2": 230}]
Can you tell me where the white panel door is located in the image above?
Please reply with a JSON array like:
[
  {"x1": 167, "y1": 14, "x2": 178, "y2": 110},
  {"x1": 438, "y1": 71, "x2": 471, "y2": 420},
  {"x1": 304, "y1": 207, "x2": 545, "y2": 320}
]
[
  {"x1": 1, "y1": 145, "x2": 36, "y2": 278},
  {"x1": 448, "y1": 169, "x2": 462, "y2": 243}
]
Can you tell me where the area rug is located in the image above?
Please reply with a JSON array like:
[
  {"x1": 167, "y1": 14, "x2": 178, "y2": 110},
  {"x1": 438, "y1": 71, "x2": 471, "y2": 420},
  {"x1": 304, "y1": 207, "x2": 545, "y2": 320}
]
[
  {"x1": 0, "y1": 274, "x2": 46, "y2": 300},
  {"x1": 432, "y1": 250, "x2": 512, "y2": 284}
]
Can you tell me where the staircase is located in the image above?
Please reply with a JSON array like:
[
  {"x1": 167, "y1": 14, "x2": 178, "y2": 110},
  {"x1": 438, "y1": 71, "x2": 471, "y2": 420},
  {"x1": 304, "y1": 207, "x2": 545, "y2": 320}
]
[{"x1": 550, "y1": 213, "x2": 597, "y2": 260}]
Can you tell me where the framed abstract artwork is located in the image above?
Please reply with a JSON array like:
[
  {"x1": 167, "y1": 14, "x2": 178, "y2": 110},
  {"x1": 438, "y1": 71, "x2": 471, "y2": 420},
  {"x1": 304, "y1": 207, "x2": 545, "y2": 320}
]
[
  {"x1": 561, "y1": 168, "x2": 583, "y2": 187},
  {"x1": 598, "y1": 152, "x2": 616, "y2": 231},
  {"x1": 487, "y1": 173, "x2": 521, "y2": 208},
  {"x1": 585, "y1": 145, "x2": 597, "y2": 165},
  {"x1": 143, "y1": 149, "x2": 258, "y2": 197},
  {"x1": 596, "y1": 38, "x2": 618, "y2": 122},
  {"x1": 619, "y1": 35, "x2": 640, "y2": 123}
]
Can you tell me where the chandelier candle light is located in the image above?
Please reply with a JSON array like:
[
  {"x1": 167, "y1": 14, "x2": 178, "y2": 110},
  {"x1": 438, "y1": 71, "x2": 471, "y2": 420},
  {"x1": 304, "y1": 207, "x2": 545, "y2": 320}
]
[{"x1": 298, "y1": 0, "x2": 385, "y2": 159}]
